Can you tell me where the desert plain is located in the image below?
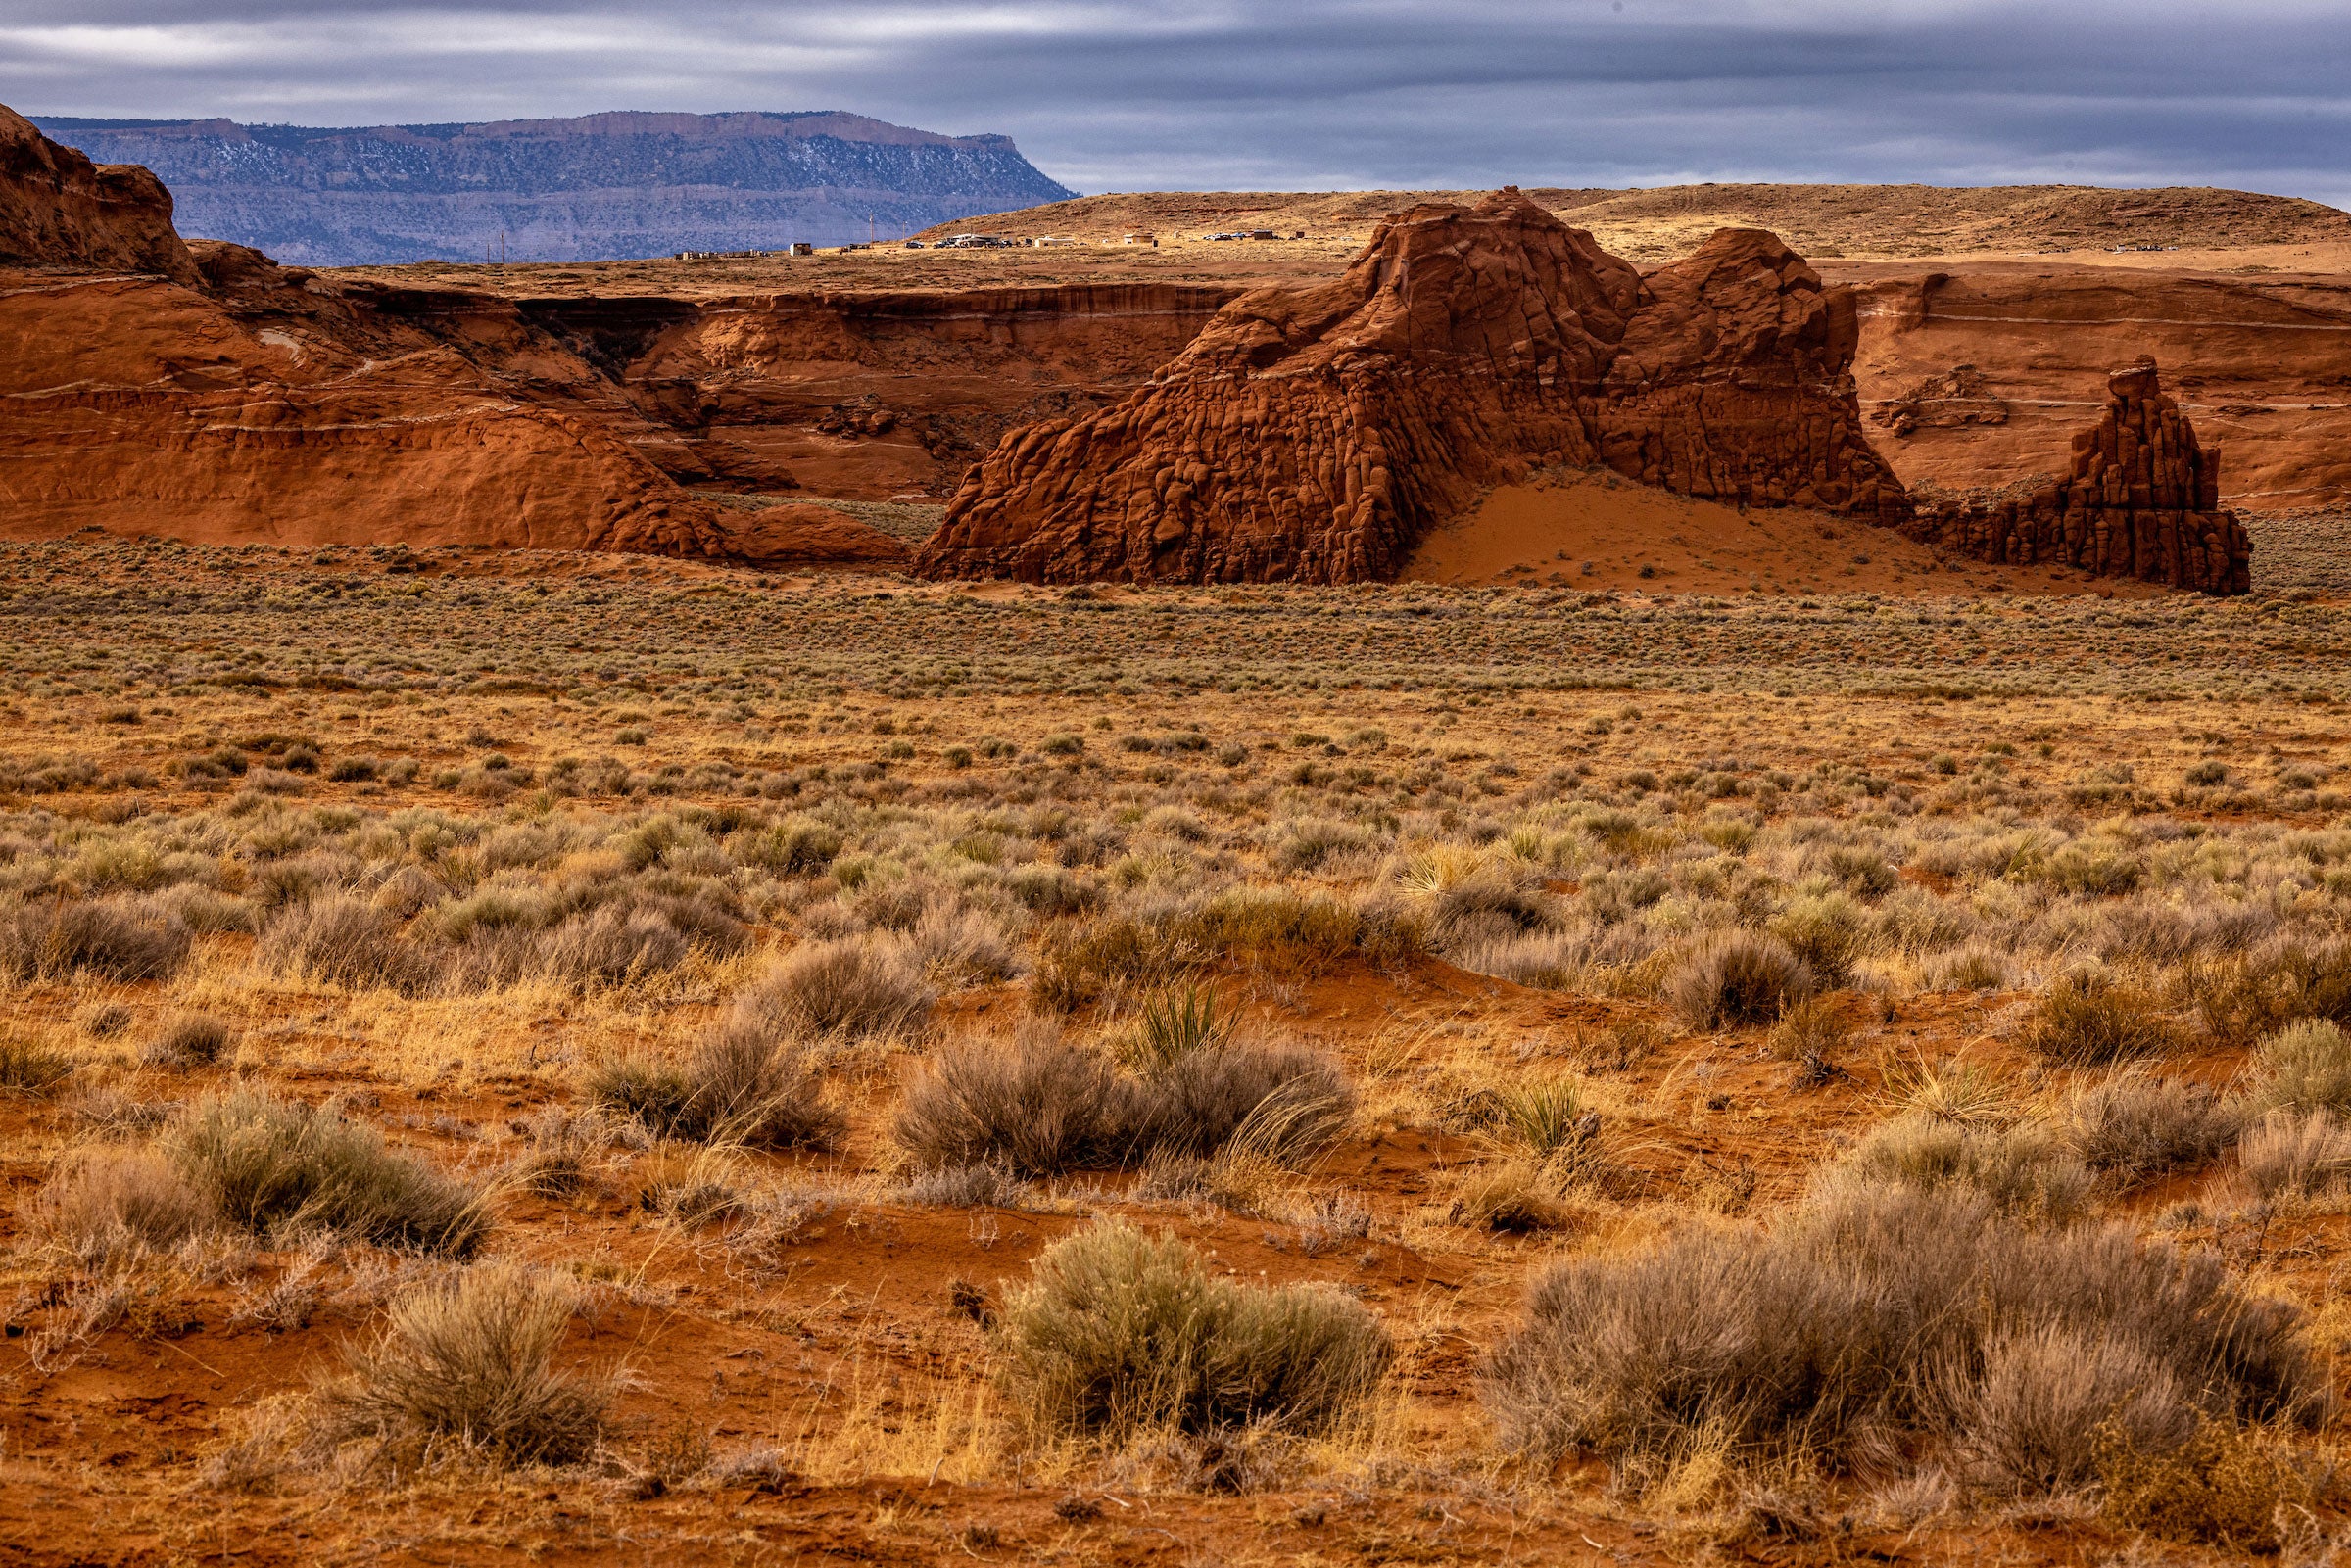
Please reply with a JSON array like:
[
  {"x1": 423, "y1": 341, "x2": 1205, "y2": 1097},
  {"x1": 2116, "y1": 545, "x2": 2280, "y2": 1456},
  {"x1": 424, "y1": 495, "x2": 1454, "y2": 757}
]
[{"x1": 5, "y1": 107, "x2": 2351, "y2": 1568}]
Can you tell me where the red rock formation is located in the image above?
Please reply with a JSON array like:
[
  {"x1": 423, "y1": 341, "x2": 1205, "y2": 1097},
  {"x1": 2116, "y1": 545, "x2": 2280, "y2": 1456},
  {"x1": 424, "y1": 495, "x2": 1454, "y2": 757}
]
[
  {"x1": 1906, "y1": 358, "x2": 2250, "y2": 594},
  {"x1": 0, "y1": 107, "x2": 198, "y2": 286},
  {"x1": 914, "y1": 190, "x2": 1909, "y2": 583},
  {"x1": 0, "y1": 106, "x2": 913, "y2": 571},
  {"x1": 706, "y1": 504, "x2": 911, "y2": 568}
]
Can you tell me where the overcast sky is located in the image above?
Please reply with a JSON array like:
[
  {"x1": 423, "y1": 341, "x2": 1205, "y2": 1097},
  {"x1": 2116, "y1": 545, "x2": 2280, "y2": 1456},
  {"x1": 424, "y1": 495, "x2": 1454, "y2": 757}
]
[{"x1": 7, "y1": 0, "x2": 2349, "y2": 205}]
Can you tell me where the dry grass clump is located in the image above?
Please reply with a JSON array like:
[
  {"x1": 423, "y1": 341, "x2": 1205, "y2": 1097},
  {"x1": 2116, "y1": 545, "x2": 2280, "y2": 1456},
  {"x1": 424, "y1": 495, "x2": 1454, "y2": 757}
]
[
  {"x1": 733, "y1": 933, "x2": 934, "y2": 1040},
  {"x1": 2096, "y1": 1415, "x2": 2326, "y2": 1549},
  {"x1": 1485, "y1": 1184, "x2": 2322, "y2": 1495},
  {"x1": 2060, "y1": 1070, "x2": 2238, "y2": 1185},
  {"x1": 0, "y1": 1032, "x2": 73, "y2": 1094},
  {"x1": 2018, "y1": 970, "x2": 2180, "y2": 1067},
  {"x1": 168, "y1": 1089, "x2": 489, "y2": 1256},
  {"x1": 313, "y1": 1262, "x2": 610, "y2": 1467},
  {"x1": 2231, "y1": 1110, "x2": 2351, "y2": 1200},
  {"x1": 2242, "y1": 1018, "x2": 2351, "y2": 1117},
  {"x1": 0, "y1": 896, "x2": 190, "y2": 982},
  {"x1": 2192, "y1": 941, "x2": 2351, "y2": 1044},
  {"x1": 142, "y1": 1012, "x2": 236, "y2": 1069},
  {"x1": 29, "y1": 1146, "x2": 221, "y2": 1266},
  {"x1": 1664, "y1": 930, "x2": 1814, "y2": 1028},
  {"x1": 894, "y1": 1025, "x2": 1131, "y2": 1177},
  {"x1": 590, "y1": 1022, "x2": 840, "y2": 1151},
  {"x1": 259, "y1": 894, "x2": 437, "y2": 995},
  {"x1": 1841, "y1": 1116, "x2": 2092, "y2": 1219},
  {"x1": 1134, "y1": 1041, "x2": 1353, "y2": 1164},
  {"x1": 893, "y1": 1020, "x2": 1352, "y2": 1177},
  {"x1": 994, "y1": 1220, "x2": 1390, "y2": 1441}
]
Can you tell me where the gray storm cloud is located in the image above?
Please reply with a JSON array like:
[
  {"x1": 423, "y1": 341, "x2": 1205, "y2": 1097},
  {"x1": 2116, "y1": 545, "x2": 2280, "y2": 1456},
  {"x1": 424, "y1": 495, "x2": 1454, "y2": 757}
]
[{"x1": 4, "y1": 0, "x2": 2346, "y2": 202}]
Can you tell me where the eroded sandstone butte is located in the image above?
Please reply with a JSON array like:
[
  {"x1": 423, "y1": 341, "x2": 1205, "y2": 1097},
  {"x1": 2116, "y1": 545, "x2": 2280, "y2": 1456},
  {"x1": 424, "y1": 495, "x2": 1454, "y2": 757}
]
[
  {"x1": 914, "y1": 189, "x2": 1913, "y2": 583},
  {"x1": 1906, "y1": 358, "x2": 2251, "y2": 593}
]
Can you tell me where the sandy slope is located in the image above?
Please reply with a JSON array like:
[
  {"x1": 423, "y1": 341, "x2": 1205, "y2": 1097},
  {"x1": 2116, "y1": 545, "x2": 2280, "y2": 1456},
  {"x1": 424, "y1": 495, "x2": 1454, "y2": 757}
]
[{"x1": 1400, "y1": 471, "x2": 2171, "y2": 596}]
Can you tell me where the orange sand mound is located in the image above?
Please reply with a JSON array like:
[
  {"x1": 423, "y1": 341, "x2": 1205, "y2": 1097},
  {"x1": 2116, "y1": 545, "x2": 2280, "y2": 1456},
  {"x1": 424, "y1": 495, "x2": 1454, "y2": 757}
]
[{"x1": 1402, "y1": 470, "x2": 2170, "y2": 597}]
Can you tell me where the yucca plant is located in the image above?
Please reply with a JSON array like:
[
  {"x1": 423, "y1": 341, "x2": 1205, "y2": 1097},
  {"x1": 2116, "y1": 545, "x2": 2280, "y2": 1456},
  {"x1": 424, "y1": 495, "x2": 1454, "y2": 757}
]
[
  {"x1": 1881, "y1": 1052, "x2": 2017, "y2": 1126},
  {"x1": 1128, "y1": 983, "x2": 1231, "y2": 1073},
  {"x1": 1491, "y1": 1076, "x2": 1597, "y2": 1160}
]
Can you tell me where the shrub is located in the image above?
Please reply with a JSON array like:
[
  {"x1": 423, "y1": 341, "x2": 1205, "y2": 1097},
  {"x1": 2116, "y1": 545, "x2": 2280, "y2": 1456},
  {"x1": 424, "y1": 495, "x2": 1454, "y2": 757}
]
[
  {"x1": 259, "y1": 894, "x2": 436, "y2": 995},
  {"x1": 168, "y1": 1089, "x2": 488, "y2": 1256},
  {"x1": 894, "y1": 1029, "x2": 1133, "y2": 1177},
  {"x1": 0, "y1": 1033, "x2": 73, "y2": 1094},
  {"x1": 1766, "y1": 993, "x2": 1852, "y2": 1065},
  {"x1": 995, "y1": 1220, "x2": 1390, "y2": 1440},
  {"x1": 143, "y1": 1013, "x2": 235, "y2": 1069},
  {"x1": 0, "y1": 896, "x2": 191, "y2": 982},
  {"x1": 1485, "y1": 1184, "x2": 2321, "y2": 1476},
  {"x1": 2018, "y1": 971, "x2": 2179, "y2": 1067},
  {"x1": 1137, "y1": 1042, "x2": 1355, "y2": 1164},
  {"x1": 1664, "y1": 930, "x2": 1814, "y2": 1028},
  {"x1": 734, "y1": 935, "x2": 933, "y2": 1040},
  {"x1": 2232, "y1": 1111, "x2": 2351, "y2": 1200},
  {"x1": 2098, "y1": 1417, "x2": 2318, "y2": 1549},
  {"x1": 315, "y1": 1262, "x2": 609, "y2": 1466},
  {"x1": 2191, "y1": 942, "x2": 2351, "y2": 1044},
  {"x1": 1841, "y1": 1115, "x2": 2092, "y2": 1219},
  {"x1": 2243, "y1": 1019, "x2": 2351, "y2": 1118},
  {"x1": 30, "y1": 1147, "x2": 219, "y2": 1266},
  {"x1": 2061, "y1": 1071, "x2": 2238, "y2": 1184},
  {"x1": 589, "y1": 1023, "x2": 840, "y2": 1151},
  {"x1": 1030, "y1": 915, "x2": 1190, "y2": 1012},
  {"x1": 1964, "y1": 1324, "x2": 2193, "y2": 1493}
]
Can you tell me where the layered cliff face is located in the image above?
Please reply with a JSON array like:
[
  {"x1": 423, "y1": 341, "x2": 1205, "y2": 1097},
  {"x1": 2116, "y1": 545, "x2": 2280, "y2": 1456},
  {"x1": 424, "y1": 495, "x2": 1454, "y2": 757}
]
[
  {"x1": 914, "y1": 191, "x2": 1910, "y2": 584},
  {"x1": 1907, "y1": 359, "x2": 2251, "y2": 594},
  {"x1": 32, "y1": 111, "x2": 1074, "y2": 265},
  {"x1": 0, "y1": 106, "x2": 910, "y2": 567},
  {"x1": 0, "y1": 107, "x2": 198, "y2": 285},
  {"x1": 1847, "y1": 266, "x2": 2351, "y2": 523}
]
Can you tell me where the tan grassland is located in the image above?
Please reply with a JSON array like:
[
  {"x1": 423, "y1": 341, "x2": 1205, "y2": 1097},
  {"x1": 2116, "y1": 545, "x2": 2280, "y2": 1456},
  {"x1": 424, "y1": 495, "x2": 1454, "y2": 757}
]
[{"x1": 0, "y1": 531, "x2": 2348, "y2": 1565}]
